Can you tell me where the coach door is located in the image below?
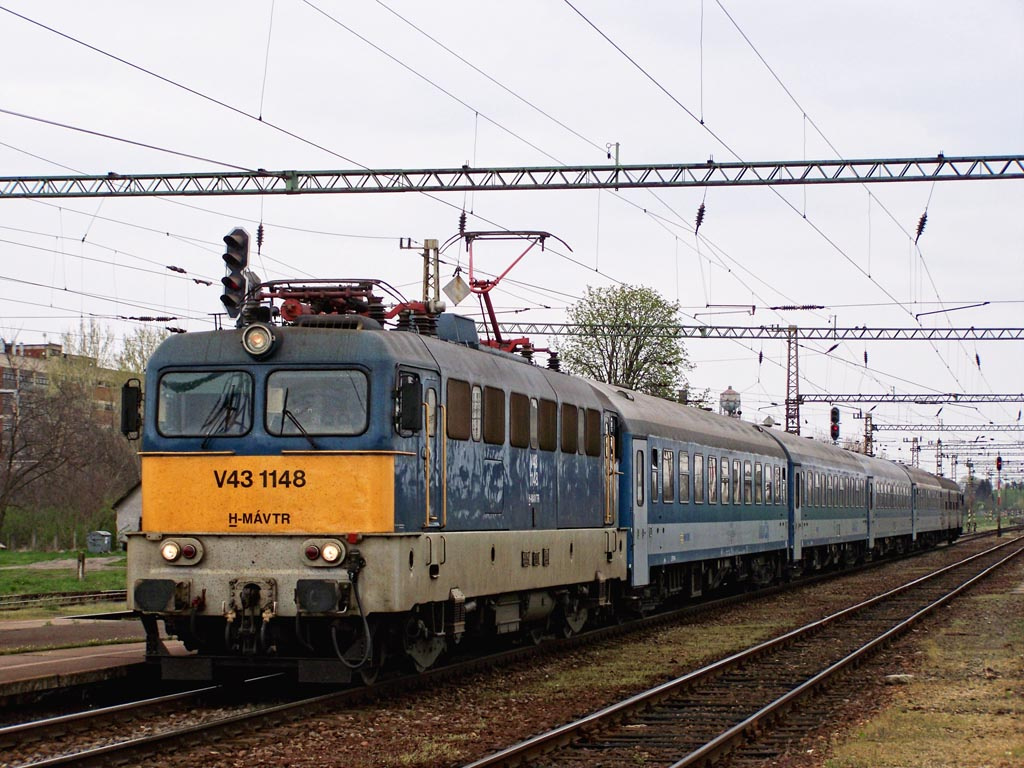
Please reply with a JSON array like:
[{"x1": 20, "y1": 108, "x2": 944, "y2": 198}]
[
  {"x1": 791, "y1": 466, "x2": 803, "y2": 561},
  {"x1": 632, "y1": 438, "x2": 650, "y2": 586}
]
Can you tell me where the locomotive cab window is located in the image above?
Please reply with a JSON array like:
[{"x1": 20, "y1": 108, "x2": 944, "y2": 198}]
[
  {"x1": 267, "y1": 370, "x2": 368, "y2": 436},
  {"x1": 158, "y1": 370, "x2": 253, "y2": 437}
]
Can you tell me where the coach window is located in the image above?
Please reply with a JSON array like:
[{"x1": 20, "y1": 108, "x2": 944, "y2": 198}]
[
  {"x1": 764, "y1": 465, "x2": 772, "y2": 504},
  {"x1": 159, "y1": 370, "x2": 253, "y2": 437},
  {"x1": 471, "y1": 385, "x2": 483, "y2": 441},
  {"x1": 266, "y1": 370, "x2": 367, "y2": 436},
  {"x1": 694, "y1": 454, "x2": 705, "y2": 503},
  {"x1": 721, "y1": 456, "x2": 729, "y2": 503},
  {"x1": 561, "y1": 404, "x2": 578, "y2": 453},
  {"x1": 635, "y1": 449, "x2": 645, "y2": 506},
  {"x1": 795, "y1": 472, "x2": 802, "y2": 508},
  {"x1": 706, "y1": 456, "x2": 715, "y2": 503},
  {"x1": 743, "y1": 461, "x2": 753, "y2": 504},
  {"x1": 732, "y1": 459, "x2": 741, "y2": 504},
  {"x1": 538, "y1": 399, "x2": 557, "y2": 451},
  {"x1": 651, "y1": 448, "x2": 660, "y2": 503},
  {"x1": 684, "y1": 453, "x2": 694, "y2": 503},
  {"x1": 509, "y1": 393, "x2": 530, "y2": 448},
  {"x1": 663, "y1": 450, "x2": 675, "y2": 501},
  {"x1": 483, "y1": 386, "x2": 505, "y2": 445},
  {"x1": 446, "y1": 378, "x2": 471, "y2": 440},
  {"x1": 755, "y1": 463, "x2": 763, "y2": 504},
  {"x1": 781, "y1": 467, "x2": 787, "y2": 505}
]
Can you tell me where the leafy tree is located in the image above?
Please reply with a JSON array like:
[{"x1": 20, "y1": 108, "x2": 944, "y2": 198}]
[
  {"x1": 559, "y1": 284, "x2": 697, "y2": 400},
  {"x1": 117, "y1": 326, "x2": 170, "y2": 374},
  {"x1": 975, "y1": 477, "x2": 993, "y2": 503}
]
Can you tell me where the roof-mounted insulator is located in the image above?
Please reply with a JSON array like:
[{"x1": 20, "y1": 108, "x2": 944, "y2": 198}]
[
  {"x1": 915, "y1": 211, "x2": 927, "y2": 244},
  {"x1": 695, "y1": 202, "x2": 706, "y2": 234}
]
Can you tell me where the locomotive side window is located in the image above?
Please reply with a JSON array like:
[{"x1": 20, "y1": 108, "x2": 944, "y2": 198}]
[
  {"x1": 662, "y1": 450, "x2": 674, "y2": 501},
  {"x1": 683, "y1": 454, "x2": 694, "y2": 503},
  {"x1": 561, "y1": 404, "x2": 578, "y2": 453},
  {"x1": 635, "y1": 449, "x2": 645, "y2": 506},
  {"x1": 158, "y1": 370, "x2": 253, "y2": 437},
  {"x1": 577, "y1": 409, "x2": 586, "y2": 455},
  {"x1": 425, "y1": 388, "x2": 437, "y2": 437},
  {"x1": 446, "y1": 378, "x2": 471, "y2": 440},
  {"x1": 471, "y1": 385, "x2": 483, "y2": 441},
  {"x1": 584, "y1": 409, "x2": 602, "y2": 456},
  {"x1": 530, "y1": 397, "x2": 539, "y2": 449},
  {"x1": 694, "y1": 454, "x2": 705, "y2": 503},
  {"x1": 266, "y1": 370, "x2": 368, "y2": 436},
  {"x1": 483, "y1": 386, "x2": 505, "y2": 445},
  {"x1": 509, "y1": 392, "x2": 530, "y2": 448},
  {"x1": 538, "y1": 398, "x2": 557, "y2": 451}
]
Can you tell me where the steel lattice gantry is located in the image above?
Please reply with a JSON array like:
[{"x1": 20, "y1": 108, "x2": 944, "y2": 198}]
[
  {"x1": 1, "y1": 154, "x2": 1023, "y2": 199},
  {"x1": 870, "y1": 424, "x2": 1024, "y2": 432},
  {"x1": 798, "y1": 394, "x2": 1024, "y2": 404},
  {"x1": 482, "y1": 323, "x2": 1024, "y2": 341}
]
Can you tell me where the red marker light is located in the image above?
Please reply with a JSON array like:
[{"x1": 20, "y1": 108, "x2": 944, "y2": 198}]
[
  {"x1": 346, "y1": 533, "x2": 360, "y2": 545},
  {"x1": 305, "y1": 545, "x2": 321, "y2": 561},
  {"x1": 181, "y1": 543, "x2": 197, "y2": 559}
]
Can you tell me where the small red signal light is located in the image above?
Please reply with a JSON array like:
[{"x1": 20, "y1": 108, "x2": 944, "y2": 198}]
[{"x1": 304, "y1": 545, "x2": 321, "y2": 561}]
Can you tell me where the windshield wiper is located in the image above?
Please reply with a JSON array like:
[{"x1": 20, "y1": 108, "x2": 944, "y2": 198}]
[
  {"x1": 281, "y1": 388, "x2": 319, "y2": 450},
  {"x1": 200, "y1": 385, "x2": 247, "y2": 449}
]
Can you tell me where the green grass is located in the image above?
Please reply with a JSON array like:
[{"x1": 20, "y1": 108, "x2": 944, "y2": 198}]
[{"x1": 0, "y1": 552, "x2": 127, "y2": 595}]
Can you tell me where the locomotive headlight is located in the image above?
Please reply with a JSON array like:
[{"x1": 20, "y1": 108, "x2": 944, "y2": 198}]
[
  {"x1": 241, "y1": 323, "x2": 277, "y2": 358},
  {"x1": 160, "y1": 541, "x2": 181, "y2": 562},
  {"x1": 321, "y1": 542, "x2": 343, "y2": 563}
]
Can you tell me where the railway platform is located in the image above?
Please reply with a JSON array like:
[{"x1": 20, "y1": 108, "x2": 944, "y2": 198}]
[{"x1": 0, "y1": 616, "x2": 181, "y2": 703}]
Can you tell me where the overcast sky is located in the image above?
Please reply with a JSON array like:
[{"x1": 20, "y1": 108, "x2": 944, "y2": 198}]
[{"x1": 1, "y1": 1, "x2": 1021, "y2": 469}]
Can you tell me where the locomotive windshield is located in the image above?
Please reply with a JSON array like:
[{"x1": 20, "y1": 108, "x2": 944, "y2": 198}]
[
  {"x1": 266, "y1": 370, "x2": 368, "y2": 436},
  {"x1": 157, "y1": 371, "x2": 253, "y2": 437}
]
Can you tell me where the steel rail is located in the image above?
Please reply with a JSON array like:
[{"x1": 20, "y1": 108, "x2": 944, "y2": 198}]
[
  {"x1": 461, "y1": 537, "x2": 1023, "y2": 768},
  {"x1": 669, "y1": 541, "x2": 1024, "y2": 768},
  {"x1": 1, "y1": 155, "x2": 1021, "y2": 199}
]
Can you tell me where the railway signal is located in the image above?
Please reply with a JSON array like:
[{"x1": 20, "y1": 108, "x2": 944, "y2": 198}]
[
  {"x1": 830, "y1": 406, "x2": 840, "y2": 442},
  {"x1": 220, "y1": 228, "x2": 250, "y2": 318}
]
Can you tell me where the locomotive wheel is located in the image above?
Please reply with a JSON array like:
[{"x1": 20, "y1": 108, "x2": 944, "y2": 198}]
[
  {"x1": 557, "y1": 601, "x2": 588, "y2": 638},
  {"x1": 403, "y1": 617, "x2": 446, "y2": 672}
]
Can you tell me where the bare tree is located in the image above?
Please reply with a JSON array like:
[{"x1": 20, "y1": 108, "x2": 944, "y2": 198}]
[
  {"x1": 117, "y1": 326, "x2": 169, "y2": 375},
  {"x1": 0, "y1": 378, "x2": 95, "y2": 532}
]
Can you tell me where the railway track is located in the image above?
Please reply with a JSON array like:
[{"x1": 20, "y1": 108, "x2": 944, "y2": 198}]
[
  {"x1": 0, "y1": 591, "x2": 127, "y2": 611},
  {"x1": 462, "y1": 535, "x2": 1023, "y2": 767},
  {"x1": 1, "y1": 532, "x2": 1018, "y2": 767}
]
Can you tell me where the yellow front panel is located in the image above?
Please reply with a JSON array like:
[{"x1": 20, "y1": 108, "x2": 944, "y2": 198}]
[{"x1": 141, "y1": 453, "x2": 396, "y2": 533}]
